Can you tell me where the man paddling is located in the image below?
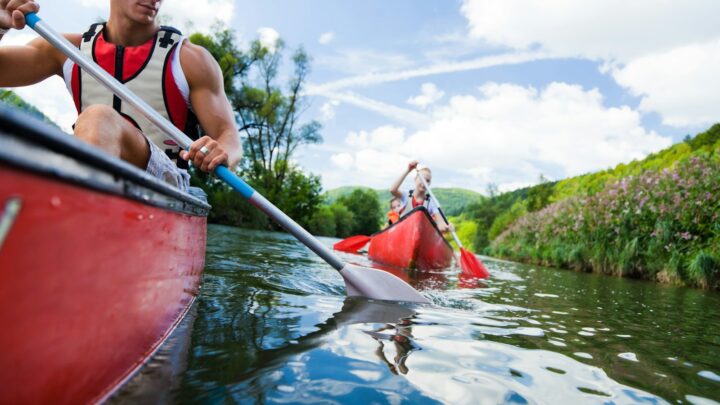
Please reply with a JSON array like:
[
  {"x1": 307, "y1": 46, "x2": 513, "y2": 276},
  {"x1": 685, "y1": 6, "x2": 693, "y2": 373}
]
[
  {"x1": 389, "y1": 160, "x2": 453, "y2": 233},
  {"x1": 0, "y1": 0, "x2": 242, "y2": 191}
]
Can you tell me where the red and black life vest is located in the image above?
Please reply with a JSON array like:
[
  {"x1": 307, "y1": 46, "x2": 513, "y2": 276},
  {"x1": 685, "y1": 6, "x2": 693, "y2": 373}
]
[{"x1": 68, "y1": 23, "x2": 201, "y2": 168}]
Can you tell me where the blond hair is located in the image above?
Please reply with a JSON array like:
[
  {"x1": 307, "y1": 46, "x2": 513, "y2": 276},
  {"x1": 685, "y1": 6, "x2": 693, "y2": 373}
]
[{"x1": 416, "y1": 167, "x2": 432, "y2": 179}]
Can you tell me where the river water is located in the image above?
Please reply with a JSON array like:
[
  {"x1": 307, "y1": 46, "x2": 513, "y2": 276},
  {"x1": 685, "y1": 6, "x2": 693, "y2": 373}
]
[{"x1": 166, "y1": 225, "x2": 720, "y2": 404}]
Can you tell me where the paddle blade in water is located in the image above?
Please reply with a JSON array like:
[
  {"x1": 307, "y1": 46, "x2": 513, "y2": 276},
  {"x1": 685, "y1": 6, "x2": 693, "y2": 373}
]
[
  {"x1": 333, "y1": 235, "x2": 371, "y2": 253},
  {"x1": 340, "y1": 263, "x2": 430, "y2": 304},
  {"x1": 460, "y1": 248, "x2": 490, "y2": 279}
]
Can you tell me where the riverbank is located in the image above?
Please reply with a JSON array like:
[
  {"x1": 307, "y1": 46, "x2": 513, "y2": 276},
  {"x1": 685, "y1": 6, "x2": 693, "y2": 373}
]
[{"x1": 489, "y1": 155, "x2": 720, "y2": 290}]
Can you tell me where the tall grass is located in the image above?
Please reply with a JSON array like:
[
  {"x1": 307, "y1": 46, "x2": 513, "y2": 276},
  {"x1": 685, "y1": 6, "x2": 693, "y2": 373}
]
[{"x1": 491, "y1": 155, "x2": 720, "y2": 289}]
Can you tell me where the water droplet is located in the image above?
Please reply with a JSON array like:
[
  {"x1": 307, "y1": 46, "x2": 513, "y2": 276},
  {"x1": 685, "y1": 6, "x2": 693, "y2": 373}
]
[{"x1": 50, "y1": 196, "x2": 61, "y2": 207}]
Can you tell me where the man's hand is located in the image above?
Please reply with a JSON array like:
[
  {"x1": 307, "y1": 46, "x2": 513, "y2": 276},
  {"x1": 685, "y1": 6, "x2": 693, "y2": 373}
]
[
  {"x1": 0, "y1": 0, "x2": 40, "y2": 30},
  {"x1": 180, "y1": 136, "x2": 230, "y2": 173}
]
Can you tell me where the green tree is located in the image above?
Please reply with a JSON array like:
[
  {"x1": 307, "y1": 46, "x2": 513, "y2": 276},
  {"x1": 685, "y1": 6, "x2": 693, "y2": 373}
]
[
  {"x1": 526, "y1": 174, "x2": 554, "y2": 212},
  {"x1": 308, "y1": 205, "x2": 336, "y2": 236},
  {"x1": 330, "y1": 203, "x2": 355, "y2": 238},
  {"x1": 337, "y1": 189, "x2": 382, "y2": 235},
  {"x1": 188, "y1": 28, "x2": 324, "y2": 230}
]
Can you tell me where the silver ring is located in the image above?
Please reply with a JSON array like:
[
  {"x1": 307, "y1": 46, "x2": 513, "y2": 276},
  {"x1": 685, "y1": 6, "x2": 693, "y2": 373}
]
[{"x1": 199, "y1": 146, "x2": 210, "y2": 155}]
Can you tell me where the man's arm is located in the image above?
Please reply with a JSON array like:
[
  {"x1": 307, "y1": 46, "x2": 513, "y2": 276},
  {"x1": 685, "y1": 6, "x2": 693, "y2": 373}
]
[
  {"x1": 0, "y1": 0, "x2": 71, "y2": 86},
  {"x1": 179, "y1": 41, "x2": 242, "y2": 172},
  {"x1": 390, "y1": 160, "x2": 418, "y2": 198}
]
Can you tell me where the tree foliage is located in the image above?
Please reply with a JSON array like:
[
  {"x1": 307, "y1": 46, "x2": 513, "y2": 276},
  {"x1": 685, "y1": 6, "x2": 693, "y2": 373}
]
[
  {"x1": 188, "y1": 28, "x2": 324, "y2": 231},
  {"x1": 337, "y1": 189, "x2": 382, "y2": 236}
]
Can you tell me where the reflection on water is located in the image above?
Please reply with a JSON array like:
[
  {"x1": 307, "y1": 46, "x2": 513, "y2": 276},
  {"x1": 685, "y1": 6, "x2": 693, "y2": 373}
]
[{"x1": 166, "y1": 225, "x2": 720, "y2": 404}]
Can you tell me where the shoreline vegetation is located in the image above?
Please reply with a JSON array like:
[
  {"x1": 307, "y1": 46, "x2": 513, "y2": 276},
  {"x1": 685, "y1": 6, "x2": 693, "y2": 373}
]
[
  {"x1": 455, "y1": 124, "x2": 720, "y2": 290},
  {"x1": 3, "y1": 26, "x2": 718, "y2": 290}
]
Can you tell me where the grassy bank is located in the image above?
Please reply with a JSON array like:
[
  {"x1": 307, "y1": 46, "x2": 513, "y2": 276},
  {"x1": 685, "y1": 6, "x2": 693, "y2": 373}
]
[{"x1": 490, "y1": 155, "x2": 720, "y2": 289}]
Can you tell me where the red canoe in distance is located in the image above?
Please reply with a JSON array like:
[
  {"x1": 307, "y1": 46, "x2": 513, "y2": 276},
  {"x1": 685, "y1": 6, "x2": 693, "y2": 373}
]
[
  {"x1": 368, "y1": 207, "x2": 454, "y2": 271},
  {"x1": 0, "y1": 107, "x2": 208, "y2": 404}
]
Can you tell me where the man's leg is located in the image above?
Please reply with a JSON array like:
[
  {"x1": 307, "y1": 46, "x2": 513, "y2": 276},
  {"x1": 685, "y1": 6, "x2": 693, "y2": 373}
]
[{"x1": 73, "y1": 105, "x2": 150, "y2": 169}]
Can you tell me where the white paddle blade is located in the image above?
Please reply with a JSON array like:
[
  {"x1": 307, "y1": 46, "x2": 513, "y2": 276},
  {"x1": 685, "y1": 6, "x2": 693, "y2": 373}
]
[{"x1": 340, "y1": 264, "x2": 430, "y2": 304}]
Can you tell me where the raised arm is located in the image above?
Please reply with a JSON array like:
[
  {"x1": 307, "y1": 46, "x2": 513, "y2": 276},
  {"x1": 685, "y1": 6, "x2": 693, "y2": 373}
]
[
  {"x1": 0, "y1": 1, "x2": 74, "y2": 86},
  {"x1": 390, "y1": 160, "x2": 418, "y2": 198},
  {"x1": 178, "y1": 41, "x2": 242, "y2": 172}
]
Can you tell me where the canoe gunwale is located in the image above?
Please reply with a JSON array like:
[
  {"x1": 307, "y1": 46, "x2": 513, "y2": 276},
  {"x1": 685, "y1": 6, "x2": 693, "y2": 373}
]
[
  {"x1": 370, "y1": 206, "x2": 453, "y2": 250},
  {"x1": 0, "y1": 106, "x2": 209, "y2": 217}
]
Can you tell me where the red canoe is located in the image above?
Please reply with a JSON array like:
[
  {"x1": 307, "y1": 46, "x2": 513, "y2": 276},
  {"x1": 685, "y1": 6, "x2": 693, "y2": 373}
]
[
  {"x1": 0, "y1": 107, "x2": 208, "y2": 404},
  {"x1": 368, "y1": 207, "x2": 454, "y2": 270}
]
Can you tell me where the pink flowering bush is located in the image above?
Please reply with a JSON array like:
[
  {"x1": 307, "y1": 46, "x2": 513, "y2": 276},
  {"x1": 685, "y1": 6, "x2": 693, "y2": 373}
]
[{"x1": 491, "y1": 155, "x2": 720, "y2": 289}]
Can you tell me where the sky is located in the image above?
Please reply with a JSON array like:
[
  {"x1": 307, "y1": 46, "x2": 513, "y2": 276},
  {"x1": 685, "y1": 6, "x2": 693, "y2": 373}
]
[{"x1": 2, "y1": 0, "x2": 719, "y2": 193}]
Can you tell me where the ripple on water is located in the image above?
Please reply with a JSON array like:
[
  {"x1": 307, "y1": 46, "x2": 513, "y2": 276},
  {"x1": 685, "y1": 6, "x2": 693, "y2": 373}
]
[
  {"x1": 172, "y1": 226, "x2": 720, "y2": 404},
  {"x1": 698, "y1": 370, "x2": 720, "y2": 383},
  {"x1": 618, "y1": 352, "x2": 639, "y2": 362}
]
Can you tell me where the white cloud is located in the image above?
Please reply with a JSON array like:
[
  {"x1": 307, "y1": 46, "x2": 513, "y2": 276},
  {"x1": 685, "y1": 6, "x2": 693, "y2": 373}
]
[
  {"x1": 1, "y1": 31, "x2": 76, "y2": 132},
  {"x1": 325, "y1": 82, "x2": 672, "y2": 191},
  {"x1": 318, "y1": 32, "x2": 335, "y2": 45},
  {"x1": 320, "y1": 99, "x2": 340, "y2": 121},
  {"x1": 163, "y1": 0, "x2": 234, "y2": 33},
  {"x1": 345, "y1": 125, "x2": 407, "y2": 150},
  {"x1": 316, "y1": 91, "x2": 431, "y2": 128},
  {"x1": 460, "y1": 0, "x2": 720, "y2": 128},
  {"x1": 8, "y1": 77, "x2": 77, "y2": 133},
  {"x1": 307, "y1": 50, "x2": 551, "y2": 94},
  {"x1": 257, "y1": 27, "x2": 280, "y2": 52},
  {"x1": 407, "y1": 83, "x2": 445, "y2": 108},
  {"x1": 315, "y1": 49, "x2": 416, "y2": 76},
  {"x1": 69, "y1": 0, "x2": 234, "y2": 33},
  {"x1": 611, "y1": 39, "x2": 720, "y2": 127},
  {"x1": 330, "y1": 152, "x2": 354, "y2": 170},
  {"x1": 460, "y1": 0, "x2": 720, "y2": 61}
]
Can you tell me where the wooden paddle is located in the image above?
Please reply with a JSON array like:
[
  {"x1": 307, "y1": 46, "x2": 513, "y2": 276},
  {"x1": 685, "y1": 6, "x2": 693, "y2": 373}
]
[
  {"x1": 26, "y1": 13, "x2": 429, "y2": 304},
  {"x1": 415, "y1": 168, "x2": 490, "y2": 278},
  {"x1": 333, "y1": 235, "x2": 371, "y2": 253}
]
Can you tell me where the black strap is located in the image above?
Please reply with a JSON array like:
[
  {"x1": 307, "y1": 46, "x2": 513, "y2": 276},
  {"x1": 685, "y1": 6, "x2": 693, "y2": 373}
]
[
  {"x1": 158, "y1": 26, "x2": 182, "y2": 48},
  {"x1": 82, "y1": 23, "x2": 104, "y2": 43}
]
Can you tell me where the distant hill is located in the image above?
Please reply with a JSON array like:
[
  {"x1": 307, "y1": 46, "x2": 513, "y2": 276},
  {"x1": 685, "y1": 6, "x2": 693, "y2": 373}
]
[
  {"x1": 0, "y1": 90, "x2": 60, "y2": 128},
  {"x1": 325, "y1": 186, "x2": 484, "y2": 216}
]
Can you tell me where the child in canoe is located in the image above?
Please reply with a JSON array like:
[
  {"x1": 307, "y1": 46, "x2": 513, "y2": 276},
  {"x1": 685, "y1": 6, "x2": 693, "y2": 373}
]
[
  {"x1": 386, "y1": 197, "x2": 404, "y2": 226},
  {"x1": 389, "y1": 161, "x2": 453, "y2": 232}
]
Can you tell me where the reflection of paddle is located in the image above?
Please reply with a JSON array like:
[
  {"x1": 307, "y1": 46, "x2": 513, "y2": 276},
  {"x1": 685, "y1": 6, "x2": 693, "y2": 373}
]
[
  {"x1": 232, "y1": 297, "x2": 417, "y2": 380},
  {"x1": 415, "y1": 169, "x2": 490, "y2": 279},
  {"x1": 27, "y1": 13, "x2": 429, "y2": 304},
  {"x1": 333, "y1": 235, "x2": 371, "y2": 253}
]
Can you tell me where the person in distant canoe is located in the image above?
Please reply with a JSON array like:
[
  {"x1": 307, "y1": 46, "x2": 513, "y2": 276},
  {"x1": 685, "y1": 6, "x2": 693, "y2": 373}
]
[
  {"x1": 386, "y1": 197, "x2": 403, "y2": 227},
  {"x1": 0, "y1": 0, "x2": 242, "y2": 193},
  {"x1": 389, "y1": 160, "x2": 453, "y2": 232}
]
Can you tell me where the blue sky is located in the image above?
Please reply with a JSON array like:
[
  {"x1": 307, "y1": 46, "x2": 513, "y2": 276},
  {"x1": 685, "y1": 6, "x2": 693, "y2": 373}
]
[{"x1": 3, "y1": 0, "x2": 719, "y2": 193}]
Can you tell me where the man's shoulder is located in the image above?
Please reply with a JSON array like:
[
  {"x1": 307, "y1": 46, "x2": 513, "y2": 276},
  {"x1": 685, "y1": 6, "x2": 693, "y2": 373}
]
[
  {"x1": 179, "y1": 40, "x2": 214, "y2": 65},
  {"x1": 178, "y1": 41, "x2": 220, "y2": 86}
]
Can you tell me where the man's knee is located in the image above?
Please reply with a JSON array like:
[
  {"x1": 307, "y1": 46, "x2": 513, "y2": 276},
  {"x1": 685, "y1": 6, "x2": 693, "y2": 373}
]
[{"x1": 74, "y1": 105, "x2": 123, "y2": 143}]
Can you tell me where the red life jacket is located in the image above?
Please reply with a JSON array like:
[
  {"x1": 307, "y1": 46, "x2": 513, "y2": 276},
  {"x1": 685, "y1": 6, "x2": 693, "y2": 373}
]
[{"x1": 66, "y1": 23, "x2": 201, "y2": 168}]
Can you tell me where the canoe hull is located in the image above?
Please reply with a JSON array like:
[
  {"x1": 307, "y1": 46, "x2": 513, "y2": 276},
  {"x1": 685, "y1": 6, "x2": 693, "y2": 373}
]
[
  {"x1": 367, "y1": 207, "x2": 453, "y2": 270},
  {"x1": 0, "y1": 107, "x2": 209, "y2": 404}
]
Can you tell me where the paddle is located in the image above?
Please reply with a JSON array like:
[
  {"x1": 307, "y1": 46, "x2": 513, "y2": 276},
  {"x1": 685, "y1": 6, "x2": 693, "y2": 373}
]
[
  {"x1": 333, "y1": 235, "x2": 371, "y2": 253},
  {"x1": 415, "y1": 168, "x2": 490, "y2": 278},
  {"x1": 25, "y1": 13, "x2": 429, "y2": 304}
]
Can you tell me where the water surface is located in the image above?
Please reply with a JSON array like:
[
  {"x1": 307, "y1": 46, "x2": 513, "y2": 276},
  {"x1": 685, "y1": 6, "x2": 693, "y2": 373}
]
[{"x1": 174, "y1": 225, "x2": 720, "y2": 404}]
